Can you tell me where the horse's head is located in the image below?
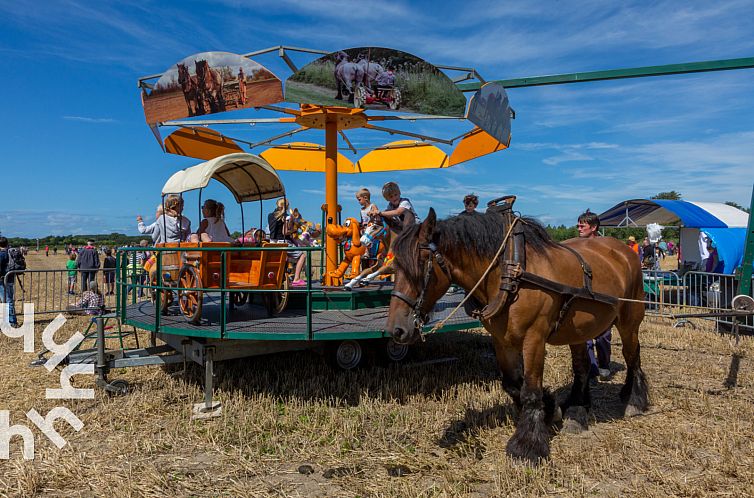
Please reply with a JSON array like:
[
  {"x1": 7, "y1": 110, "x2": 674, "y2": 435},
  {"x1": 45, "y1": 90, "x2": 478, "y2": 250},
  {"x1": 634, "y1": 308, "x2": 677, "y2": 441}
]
[
  {"x1": 387, "y1": 208, "x2": 452, "y2": 344},
  {"x1": 177, "y1": 63, "x2": 188, "y2": 82},
  {"x1": 195, "y1": 60, "x2": 207, "y2": 81},
  {"x1": 360, "y1": 221, "x2": 387, "y2": 247}
]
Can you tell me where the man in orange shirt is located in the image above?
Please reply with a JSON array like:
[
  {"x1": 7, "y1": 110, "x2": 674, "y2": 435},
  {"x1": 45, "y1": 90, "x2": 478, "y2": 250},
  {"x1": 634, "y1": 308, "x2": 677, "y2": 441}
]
[{"x1": 627, "y1": 235, "x2": 640, "y2": 257}]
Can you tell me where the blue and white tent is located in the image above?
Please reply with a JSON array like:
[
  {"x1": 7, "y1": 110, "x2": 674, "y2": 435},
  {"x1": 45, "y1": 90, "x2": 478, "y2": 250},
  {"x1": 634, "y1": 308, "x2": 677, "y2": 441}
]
[{"x1": 599, "y1": 199, "x2": 750, "y2": 274}]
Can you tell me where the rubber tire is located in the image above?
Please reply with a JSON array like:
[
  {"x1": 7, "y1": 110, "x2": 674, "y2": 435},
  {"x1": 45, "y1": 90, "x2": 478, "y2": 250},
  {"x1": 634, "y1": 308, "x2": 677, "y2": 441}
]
[
  {"x1": 327, "y1": 340, "x2": 365, "y2": 370},
  {"x1": 381, "y1": 337, "x2": 410, "y2": 363},
  {"x1": 178, "y1": 266, "x2": 203, "y2": 324},
  {"x1": 264, "y1": 278, "x2": 290, "y2": 317},
  {"x1": 232, "y1": 292, "x2": 249, "y2": 306}
]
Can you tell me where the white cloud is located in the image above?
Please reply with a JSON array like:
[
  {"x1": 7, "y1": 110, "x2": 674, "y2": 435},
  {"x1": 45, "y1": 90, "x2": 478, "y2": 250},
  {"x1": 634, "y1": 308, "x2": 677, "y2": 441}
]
[{"x1": 63, "y1": 116, "x2": 116, "y2": 123}]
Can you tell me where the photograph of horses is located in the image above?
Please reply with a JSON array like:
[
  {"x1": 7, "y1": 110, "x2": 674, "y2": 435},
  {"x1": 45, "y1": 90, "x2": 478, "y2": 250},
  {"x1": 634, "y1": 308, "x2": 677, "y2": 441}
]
[
  {"x1": 142, "y1": 51, "x2": 283, "y2": 124},
  {"x1": 285, "y1": 46, "x2": 467, "y2": 117}
]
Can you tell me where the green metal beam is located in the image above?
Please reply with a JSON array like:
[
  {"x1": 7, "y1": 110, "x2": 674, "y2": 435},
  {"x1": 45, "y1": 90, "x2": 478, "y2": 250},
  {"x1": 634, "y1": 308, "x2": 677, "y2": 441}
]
[
  {"x1": 458, "y1": 57, "x2": 754, "y2": 92},
  {"x1": 736, "y1": 185, "x2": 754, "y2": 297}
]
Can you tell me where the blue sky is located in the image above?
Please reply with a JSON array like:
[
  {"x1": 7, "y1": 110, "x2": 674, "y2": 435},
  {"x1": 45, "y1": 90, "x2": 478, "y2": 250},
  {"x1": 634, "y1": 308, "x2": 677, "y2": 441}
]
[{"x1": 1, "y1": 0, "x2": 753, "y2": 238}]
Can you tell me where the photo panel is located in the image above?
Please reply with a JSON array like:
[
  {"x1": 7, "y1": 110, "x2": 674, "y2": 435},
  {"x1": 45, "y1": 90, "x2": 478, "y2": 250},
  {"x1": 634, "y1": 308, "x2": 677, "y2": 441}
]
[{"x1": 143, "y1": 51, "x2": 283, "y2": 124}]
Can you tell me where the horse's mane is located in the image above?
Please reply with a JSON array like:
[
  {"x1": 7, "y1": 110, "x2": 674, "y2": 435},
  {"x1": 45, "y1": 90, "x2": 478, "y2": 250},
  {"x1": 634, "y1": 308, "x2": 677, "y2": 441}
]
[{"x1": 393, "y1": 211, "x2": 557, "y2": 283}]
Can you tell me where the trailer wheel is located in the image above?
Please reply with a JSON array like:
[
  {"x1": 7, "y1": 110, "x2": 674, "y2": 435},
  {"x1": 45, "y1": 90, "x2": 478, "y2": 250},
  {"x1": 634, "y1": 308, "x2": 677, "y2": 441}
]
[
  {"x1": 178, "y1": 266, "x2": 203, "y2": 324},
  {"x1": 381, "y1": 338, "x2": 410, "y2": 363},
  {"x1": 328, "y1": 340, "x2": 365, "y2": 370},
  {"x1": 264, "y1": 278, "x2": 289, "y2": 317},
  {"x1": 232, "y1": 292, "x2": 248, "y2": 306}
]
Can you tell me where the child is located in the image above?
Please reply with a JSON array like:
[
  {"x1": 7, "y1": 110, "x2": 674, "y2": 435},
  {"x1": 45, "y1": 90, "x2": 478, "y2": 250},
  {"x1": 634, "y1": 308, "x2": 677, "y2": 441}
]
[
  {"x1": 191, "y1": 199, "x2": 232, "y2": 243},
  {"x1": 66, "y1": 253, "x2": 77, "y2": 295},
  {"x1": 103, "y1": 248, "x2": 116, "y2": 296},
  {"x1": 356, "y1": 188, "x2": 378, "y2": 228},
  {"x1": 371, "y1": 181, "x2": 420, "y2": 231},
  {"x1": 67, "y1": 280, "x2": 105, "y2": 315},
  {"x1": 237, "y1": 228, "x2": 266, "y2": 246}
]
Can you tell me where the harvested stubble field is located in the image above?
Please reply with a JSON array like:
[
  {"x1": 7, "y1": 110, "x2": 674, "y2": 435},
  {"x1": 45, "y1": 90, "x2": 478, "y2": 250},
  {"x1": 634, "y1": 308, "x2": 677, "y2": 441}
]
[{"x1": 1, "y1": 253, "x2": 753, "y2": 497}]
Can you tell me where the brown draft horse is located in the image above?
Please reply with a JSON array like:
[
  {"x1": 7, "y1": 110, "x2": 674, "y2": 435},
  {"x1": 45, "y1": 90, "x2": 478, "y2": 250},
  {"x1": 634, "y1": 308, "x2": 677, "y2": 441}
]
[
  {"x1": 386, "y1": 208, "x2": 648, "y2": 463},
  {"x1": 177, "y1": 63, "x2": 202, "y2": 116},
  {"x1": 195, "y1": 60, "x2": 226, "y2": 114}
]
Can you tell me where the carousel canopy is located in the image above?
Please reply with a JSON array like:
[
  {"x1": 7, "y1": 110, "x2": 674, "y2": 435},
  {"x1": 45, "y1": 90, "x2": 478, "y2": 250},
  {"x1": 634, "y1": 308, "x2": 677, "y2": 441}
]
[
  {"x1": 598, "y1": 199, "x2": 749, "y2": 228},
  {"x1": 161, "y1": 153, "x2": 285, "y2": 202}
]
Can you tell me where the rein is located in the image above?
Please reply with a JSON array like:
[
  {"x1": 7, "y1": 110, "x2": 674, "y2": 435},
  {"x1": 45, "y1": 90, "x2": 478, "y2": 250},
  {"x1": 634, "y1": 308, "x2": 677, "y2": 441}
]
[
  {"x1": 390, "y1": 242, "x2": 453, "y2": 336},
  {"x1": 392, "y1": 217, "x2": 521, "y2": 340}
]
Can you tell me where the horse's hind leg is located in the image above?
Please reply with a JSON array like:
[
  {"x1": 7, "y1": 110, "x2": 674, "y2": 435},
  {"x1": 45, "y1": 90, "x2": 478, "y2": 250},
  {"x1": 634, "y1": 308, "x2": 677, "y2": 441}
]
[
  {"x1": 561, "y1": 343, "x2": 591, "y2": 433},
  {"x1": 617, "y1": 303, "x2": 650, "y2": 416}
]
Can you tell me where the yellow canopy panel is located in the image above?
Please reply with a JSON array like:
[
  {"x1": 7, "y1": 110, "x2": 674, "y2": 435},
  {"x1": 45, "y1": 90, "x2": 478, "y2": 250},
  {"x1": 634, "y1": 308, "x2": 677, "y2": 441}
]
[
  {"x1": 355, "y1": 140, "x2": 448, "y2": 172},
  {"x1": 449, "y1": 127, "x2": 507, "y2": 166},
  {"x1": 165, "y1": 127, "x2": 243, "y2": 160},
  {"x1": 261, "y1": 142, "x2": 356, "y2": 174}
]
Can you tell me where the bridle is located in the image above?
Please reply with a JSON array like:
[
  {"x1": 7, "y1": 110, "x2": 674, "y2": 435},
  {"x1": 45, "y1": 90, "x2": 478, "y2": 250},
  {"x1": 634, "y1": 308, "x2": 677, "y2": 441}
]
[
  {"x1": 362, "y1": 224, "x2": 387, "y2": 247},
  {"x1": 390, "y1": 242, "x2": 452, "y2": 331}
]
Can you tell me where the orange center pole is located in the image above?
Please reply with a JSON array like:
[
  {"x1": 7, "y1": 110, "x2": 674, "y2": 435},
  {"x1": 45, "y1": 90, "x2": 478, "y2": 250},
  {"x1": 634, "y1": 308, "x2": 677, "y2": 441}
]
[{"x1": 324, "y1": 116, "x2": 340, "y2": 286}]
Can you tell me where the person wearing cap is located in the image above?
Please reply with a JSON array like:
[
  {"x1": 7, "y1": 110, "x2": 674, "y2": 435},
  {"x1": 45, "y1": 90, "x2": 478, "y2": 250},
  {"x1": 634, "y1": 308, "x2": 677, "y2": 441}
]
[
  {"x1": 460, "y1": 193, "x2": 479, "y2": 215},
  {"x1": 76, "y1": 239, "x2": 100, "y2": 292},
  {"x1": 626, "y1": 235, "x2": 639, "y2": 257},
  {"x1": 577, "y1": 209, "x2": 613, "y2": 381}
]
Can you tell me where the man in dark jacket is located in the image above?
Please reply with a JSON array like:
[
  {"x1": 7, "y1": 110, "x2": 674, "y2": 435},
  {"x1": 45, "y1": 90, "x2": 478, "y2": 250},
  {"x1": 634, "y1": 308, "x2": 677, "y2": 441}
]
[
  {"x1": 76, "y1": 239, "x2": 100, "y2": 292},
  {"x1": 0, "y1": 236, "x2": 17, "y2": 325}
]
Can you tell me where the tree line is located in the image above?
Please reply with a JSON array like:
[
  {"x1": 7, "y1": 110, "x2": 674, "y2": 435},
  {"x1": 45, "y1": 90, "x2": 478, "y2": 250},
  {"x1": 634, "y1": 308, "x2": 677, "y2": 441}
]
[{"x1": 5, "y1": 233, "x2": 145, "y2": 249}]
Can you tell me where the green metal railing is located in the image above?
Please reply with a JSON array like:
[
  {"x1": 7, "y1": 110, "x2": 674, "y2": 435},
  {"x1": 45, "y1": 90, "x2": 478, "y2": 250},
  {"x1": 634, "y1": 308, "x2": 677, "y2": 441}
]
[{"x1": 116, "y1": 244, "x2": 323, "y2": 340}]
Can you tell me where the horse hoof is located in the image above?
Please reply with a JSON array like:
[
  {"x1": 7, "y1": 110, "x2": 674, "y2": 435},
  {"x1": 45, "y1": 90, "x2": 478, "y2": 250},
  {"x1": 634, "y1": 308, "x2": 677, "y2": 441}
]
[
  {"x1": 561, "y1": 406, "x2": 588, "y2": 434},
  {"x1": 505, "y1": 436, "x2": 549, "y2": 465},
  {"x1": 624, "y1": 404, "x2": 645, "y2": 417}
]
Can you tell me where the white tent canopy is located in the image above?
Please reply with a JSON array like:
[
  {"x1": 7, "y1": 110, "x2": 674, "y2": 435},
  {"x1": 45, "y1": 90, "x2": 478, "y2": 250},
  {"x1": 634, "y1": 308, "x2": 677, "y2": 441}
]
[{"x1": 162, "y1": 153, "x2": 285, "y2": 203}]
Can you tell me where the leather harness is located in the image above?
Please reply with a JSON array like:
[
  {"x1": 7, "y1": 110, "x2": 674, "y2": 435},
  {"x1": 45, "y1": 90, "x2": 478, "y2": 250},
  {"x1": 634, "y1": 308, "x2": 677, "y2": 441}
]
[
  {"x1": 393, "y1": 195, "x2": 619, "y2": 338},
  {"x1": 478, "y1": 196, "x2": 618, "y2": 337}
]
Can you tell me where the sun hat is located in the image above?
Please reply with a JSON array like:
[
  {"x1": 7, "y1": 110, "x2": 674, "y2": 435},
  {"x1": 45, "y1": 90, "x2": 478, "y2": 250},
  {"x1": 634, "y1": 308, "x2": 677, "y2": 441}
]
[{"x1": 628, "y1": 236, "x2": 636, "y2": 242}]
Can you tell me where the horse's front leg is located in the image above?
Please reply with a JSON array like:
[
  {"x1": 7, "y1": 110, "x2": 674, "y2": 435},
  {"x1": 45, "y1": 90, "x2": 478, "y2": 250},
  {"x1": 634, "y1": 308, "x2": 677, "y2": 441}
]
[
  {"x1": 561, "y1": 343, "x2": 591, "y2": 433},
  {"x1": 490, "y1": 331, "x2": 523, "y2": 409},
  {"x1": 505, "y1": 332, "x2": 551, "y2": 463}
]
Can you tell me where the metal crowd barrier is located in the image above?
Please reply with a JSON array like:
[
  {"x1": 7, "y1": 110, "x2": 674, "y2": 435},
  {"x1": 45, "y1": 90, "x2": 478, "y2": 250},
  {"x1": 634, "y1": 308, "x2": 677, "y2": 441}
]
[
  {"x1": 641, "y1": 270, "x2": 684, "y2": 316},
  {"x1": 682, "y1": 271, "x2": 753, "y2": 331},
  {"x1": 641, "y1": 269, "x2": 753, "y2": 331},
  {"x1": 2, "y1": 268, "x2": 150, "y2": 315}
]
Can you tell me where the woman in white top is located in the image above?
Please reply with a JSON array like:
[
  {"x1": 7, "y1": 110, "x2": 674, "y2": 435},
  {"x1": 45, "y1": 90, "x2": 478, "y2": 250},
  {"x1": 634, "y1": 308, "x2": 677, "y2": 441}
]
[
  {"x1": 190, "y1": 199, "x2": 232, "y2": 243},
  {"x1": 138, "y1": 194, "x2": 191, "y2": 244}
]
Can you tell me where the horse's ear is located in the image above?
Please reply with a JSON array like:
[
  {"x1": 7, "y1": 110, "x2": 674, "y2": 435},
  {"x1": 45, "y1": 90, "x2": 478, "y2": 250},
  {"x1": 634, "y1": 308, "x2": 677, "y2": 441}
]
[{"x1": 418, "y1": 208, "x2": 436, "y2": 244}]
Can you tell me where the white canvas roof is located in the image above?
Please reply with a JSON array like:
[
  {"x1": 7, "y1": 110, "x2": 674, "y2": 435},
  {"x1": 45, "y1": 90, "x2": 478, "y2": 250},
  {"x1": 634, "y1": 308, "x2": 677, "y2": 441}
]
[{"x1": 162, "y1": 153, "x2": 285, "y2": 202}]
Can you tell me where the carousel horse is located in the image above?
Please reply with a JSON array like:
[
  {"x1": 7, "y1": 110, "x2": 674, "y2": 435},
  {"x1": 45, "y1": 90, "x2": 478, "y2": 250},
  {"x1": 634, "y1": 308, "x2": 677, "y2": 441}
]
[
  {"x1": 344, "y1": 220, "x2": 392, "y2": 290},
  {"x1": 325, "y1": 218, "x2": 366, "y2": 279},
  {"x1": 386, "y1": 203, "x2": 647, "y2": 463}
]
